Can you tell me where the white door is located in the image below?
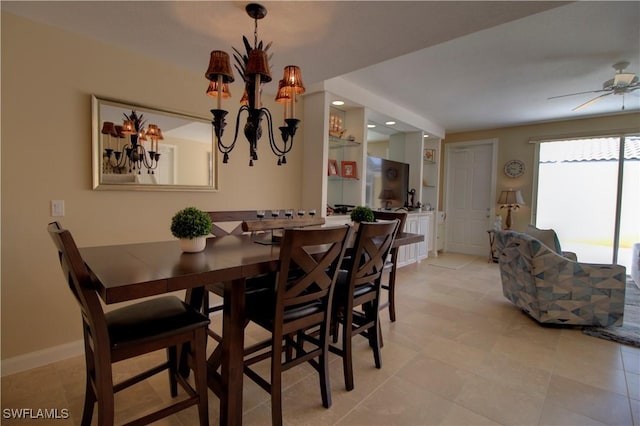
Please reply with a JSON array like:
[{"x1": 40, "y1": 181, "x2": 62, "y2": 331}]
[
  {"x1": 445, "y1": 140, "x2": 496, "y2": 255},
  {"x1": 156, "y1": 144, "x2": 176, "y2": 185}
]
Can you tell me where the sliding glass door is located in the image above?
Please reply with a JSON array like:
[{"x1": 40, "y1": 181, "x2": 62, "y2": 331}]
[
  {"x1": 534, "y1": 134, "x2": 639, "y2": 270},
  {"x1": 618, "y1": 135, "x2": 640, "y2": 268}
]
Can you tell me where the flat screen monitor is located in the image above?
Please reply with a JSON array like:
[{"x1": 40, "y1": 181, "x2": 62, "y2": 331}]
[{"x1": 365, "y1": 156, "x2": 409, "y2": 210}]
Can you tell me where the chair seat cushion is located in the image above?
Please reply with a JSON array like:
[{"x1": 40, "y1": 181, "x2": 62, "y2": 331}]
[
  {"x1": 333, "y1": 270, "x2": 376, "y2": 305},
  {"x1": 106, "y1": 296, "x2": 209, "y2": 348},
  {"x1": 246, "y1": 289, "x2": 323, "y2": 327}
]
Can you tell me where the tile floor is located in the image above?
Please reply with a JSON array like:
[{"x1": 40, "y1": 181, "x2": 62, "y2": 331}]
[{"x1": 2, "y1": 256, "x2": 639, "y2": 425}]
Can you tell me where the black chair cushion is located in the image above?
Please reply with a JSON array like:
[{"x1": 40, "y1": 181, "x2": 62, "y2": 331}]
[
  {"x1": 106, "y1": 296, "x2": 210, "y2": 349},
  {"x1": 246, "y1": 288, "x2": 323, "y2": 329},
  {"x1": 333, "y1": 270, "x2": 376, "y2": 306}
]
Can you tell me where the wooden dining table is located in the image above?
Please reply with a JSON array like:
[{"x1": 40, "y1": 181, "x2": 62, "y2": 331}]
[{"x1": 79, "y1": 230, "x2": 423, "y2": 426}]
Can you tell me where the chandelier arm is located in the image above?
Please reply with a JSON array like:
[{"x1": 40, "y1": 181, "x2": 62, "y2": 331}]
[
  {"x1": 139, "y1": 146, "x2": 151, "y2": 169},
  {"x1": 278, "y1": 130, "x2": 295, "y2": 156},
  {"x1": 105, "y1": 144, "x2": 132, "y2": 173},
  {"x1": 216, "y1": 106, "x2": 249, "y2": 155},
  {"x1": 261, "y1": 107, "x2": 294, "y2": 158},
  {"x1": 261, "y1": 107, "x2": 281, "y2": 156},
  {"x1": 138, "y1": 145, "x2": 160, "y2": 173}
]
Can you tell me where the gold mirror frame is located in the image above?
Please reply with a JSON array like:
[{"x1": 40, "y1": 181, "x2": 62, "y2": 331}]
[{"x1": 92, "y1": 95, "x2": 217, "y2": 191}]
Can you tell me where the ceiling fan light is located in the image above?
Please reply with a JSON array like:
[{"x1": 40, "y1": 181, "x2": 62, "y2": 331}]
[{"x1": 614, "y1": 72, "x2": 636, "y2": 86}]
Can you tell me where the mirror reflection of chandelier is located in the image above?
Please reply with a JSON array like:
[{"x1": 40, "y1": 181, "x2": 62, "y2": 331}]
[
  {"x1": 205, "y1": 2, "x2": 305, "y2": 166},
  {"x1": 101, "y1": 111, "x2": 162, "y2": 175}
]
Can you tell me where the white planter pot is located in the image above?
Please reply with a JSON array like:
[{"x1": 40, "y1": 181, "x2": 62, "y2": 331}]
[{"x1": 179, "y1": 236, "x2": 207, "y2": 253}]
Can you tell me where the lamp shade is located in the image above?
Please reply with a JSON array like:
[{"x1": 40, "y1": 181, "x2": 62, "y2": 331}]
[
  {"x1": 497, "y1": 190, "x2": 525, "y2": 205},
  {"x1": 245, "y1": 49, "x2": 272, "y2": 83},
  {"x1": 240, "y1": 89, "x2": 249, "y2": 106},
  {"x1": 145, "y1": 124, "x2": 159, "y2": 140},
  {"x1": 121, "y1": 120, "x2": 136, "y2": 135},
  {"x1": 101, "y1": 121, "x2": 117, "y2": 137},
  {"x1": 115, "y1": 125, "x2": 125, "y2": 139},
  {"x1": 205, "y1": 50, "x2": 235, "y2": 83},
  {"x1": 206, "y1": 80, "x2": 232, "y2": 98},
  {"x1": 282, "y1": 65, "x2": 305, "y2": 94},
  {"x1": 275, "y1": 80, "x2": 291, "y2": 104}
]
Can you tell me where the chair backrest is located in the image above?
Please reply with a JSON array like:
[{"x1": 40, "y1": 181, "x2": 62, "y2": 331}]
[
  {"x1": 274, "y1": 225, "x2": 351, "y2": 326},
  {"x1": 372, "y1": 211, "x2": 407, "y2": 231},
  {"x1": 524, "y1": 225, "x2": 563, "y2": 254},
  {"x1": 47, "y1": 222, "x2": 109, "y2": 342},
  {"x1": 372, "y1": 211, "x2": 407, "y2": 261},
  {"x1": 496, "y1": 230, "x2": 546, "y2": 300},
  {"x1": 207, "y1": 210, "x2": 259, "y2": 237},
  {"x1": 207, "y1": 210, "x2": 323, "y2": 237},
  {"x1": 346, "y1": 220, "x2": 400, "y2": 293},
  {"x1": 242, "y1": 217, "x2": 325, "y2": 233}
]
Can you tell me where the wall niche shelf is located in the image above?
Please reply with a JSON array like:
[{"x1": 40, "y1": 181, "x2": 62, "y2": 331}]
[{"x1": 329, "y1": 136, "x2": 360, "y2": 148}]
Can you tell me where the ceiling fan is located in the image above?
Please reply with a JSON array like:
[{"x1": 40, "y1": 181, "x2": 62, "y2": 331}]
[{"x1": 549, "y1": 61, "x2": 639, "y2": 111}]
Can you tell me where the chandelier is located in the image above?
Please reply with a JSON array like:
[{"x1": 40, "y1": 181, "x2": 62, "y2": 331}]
[
  {"x1": 205, "y1": 3, "x2": 305, "y2": 166},
  {"x1": 101, "y1": 111, "x2": 162, "y2": 175}
]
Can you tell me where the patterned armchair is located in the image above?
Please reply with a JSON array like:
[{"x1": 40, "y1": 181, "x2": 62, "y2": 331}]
[{"x1": 495, "y1": 230, "x2": 626, "y2": 326}]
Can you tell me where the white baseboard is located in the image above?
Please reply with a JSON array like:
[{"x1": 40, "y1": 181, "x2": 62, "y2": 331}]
[{"x1": 1, "y1": 340, "x2": 84, "y2": 377}]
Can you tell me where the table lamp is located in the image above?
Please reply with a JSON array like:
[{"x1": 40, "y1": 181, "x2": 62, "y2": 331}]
[{"x1": 497, "y1": 190, "x2": 525, "y2": 230}]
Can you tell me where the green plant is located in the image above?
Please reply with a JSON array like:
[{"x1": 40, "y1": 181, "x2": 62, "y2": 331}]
[
  {"x1": 350, "y1": 206, "x2": 374, "y2": 223},
  {"x1": 170, "y1": 207, "x2": 212, "y2": 239}
]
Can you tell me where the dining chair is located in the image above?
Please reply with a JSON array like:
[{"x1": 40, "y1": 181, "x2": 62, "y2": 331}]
[
  {"x1": 202, "y1": 210, "x2": 325, "y2": 342},
  {"x1": 242, "y1": 225, "x2": 351, "y2": 426},
  {"x1": 330, "y1": 220, "x2": 399, "y2": 391},
  {"x1": 201, "y1": 210, "x2": 263, "y2": 340},
  {"x1": 372, "y1": 210, "x2": 407, "y2": 322},
  {"x1": 47, "y1": 222, "x2": 210, "y2": 426}
]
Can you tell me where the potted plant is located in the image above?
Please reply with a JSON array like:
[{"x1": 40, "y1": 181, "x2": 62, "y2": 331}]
[
  {"x1": 170, "y1": 207, "x2": 212, "y2": 253},
  {"x1": 350, "y1": 206, "x2": 374, "y2": 223}
]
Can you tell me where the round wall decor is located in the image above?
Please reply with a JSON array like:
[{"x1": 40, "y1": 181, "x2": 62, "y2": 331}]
[
  {"x1": 504, "y1": 159, "x2": 525, "y2": 178},
  {"x1": 385, "y1": 166, "x2": 398, "y2": 181}
]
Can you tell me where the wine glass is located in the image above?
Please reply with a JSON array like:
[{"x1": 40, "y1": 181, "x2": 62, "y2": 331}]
[
  {"x1": 256, "y1": 210, "x2": 265, "y2": 220},
  {"x1": 297, "y1": 209, "x2": 305, "y2": 218},
  {"x1": 285, "y1": 209, "x2": 293, "y2": 219},
  {"x1": 309, "y1": 209, "x2": 316, "y2": 217},
  {"x1": 271, "y1": 210, "x2": 279, "y2": 219}
]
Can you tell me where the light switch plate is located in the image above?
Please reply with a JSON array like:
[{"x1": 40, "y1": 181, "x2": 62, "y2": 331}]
[{"x1": 51, "y1": 200, "x2": 65, "y2": 217}]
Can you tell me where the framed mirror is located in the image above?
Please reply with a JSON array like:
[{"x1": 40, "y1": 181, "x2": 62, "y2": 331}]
[{"x1": 92, "y1": 95, "x2": 217, "y2": 191}]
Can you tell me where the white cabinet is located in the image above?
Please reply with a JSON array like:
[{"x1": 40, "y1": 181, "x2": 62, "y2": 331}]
[
  {"x1": 417, "y1": 213, "x2": 431, "y2": 260},
  {"x1": 437, "y1": 223, "x2": 445, "y2": 251},
  {"x1": 397, "y1": 212, "x2": 431, "y2": 268}
]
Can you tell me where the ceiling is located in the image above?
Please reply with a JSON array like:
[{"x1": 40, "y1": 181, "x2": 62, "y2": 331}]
[{"x1": 3, "y1": 1, "x2": 639, "y2": 135}]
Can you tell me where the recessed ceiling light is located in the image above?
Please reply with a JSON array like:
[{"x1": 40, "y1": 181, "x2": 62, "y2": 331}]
[
  {"x1": 423, "y1": 134, "x2": 430, "y2": 138},
  {"x1": 332, "y1": 100, "x2": 345, "y2": 106},
  {"x1": 385, "y1": 121, "x2": 396, "y2": 126},
  {"x1": 367, "y1": 124, "x2": 376, "y2": 128}
]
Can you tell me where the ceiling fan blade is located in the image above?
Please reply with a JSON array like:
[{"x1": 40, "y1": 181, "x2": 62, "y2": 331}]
[
  {"x1": 572, "y1": 93, "x2": 612, "y2": 111},
  {"x1": 548, "y1": 89, "x2": 609, "y2": 100}
]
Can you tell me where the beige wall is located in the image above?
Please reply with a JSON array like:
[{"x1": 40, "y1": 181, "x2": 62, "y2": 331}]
[
  {"x1": 1, "y1": 13, "x2": 304, "y2": 360},
  {"x1": 442, "y1": 113, "x2": 640, "y2": 231},
  {"x1": 3, "y1": 10, "x2": 639, "y2": 364}
]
